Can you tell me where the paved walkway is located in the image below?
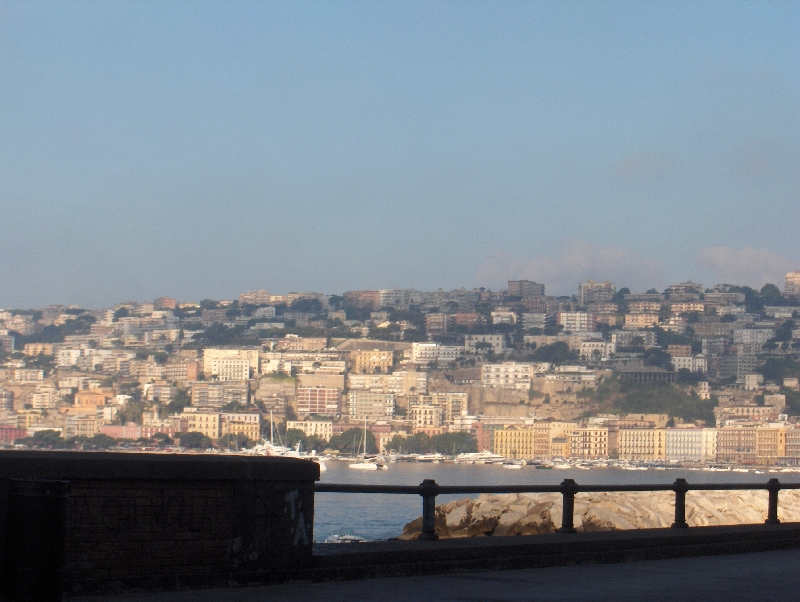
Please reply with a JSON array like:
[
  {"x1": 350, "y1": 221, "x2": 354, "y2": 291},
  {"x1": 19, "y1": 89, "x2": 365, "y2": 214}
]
[{"x1": 75, "y1": 548, "x2": 800, "y2": 601}]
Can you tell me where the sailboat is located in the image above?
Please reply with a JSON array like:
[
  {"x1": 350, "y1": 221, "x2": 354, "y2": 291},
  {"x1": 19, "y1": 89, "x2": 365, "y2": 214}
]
[{"x1": 349, "y1": 418, "x2": 387, "y2": 470}]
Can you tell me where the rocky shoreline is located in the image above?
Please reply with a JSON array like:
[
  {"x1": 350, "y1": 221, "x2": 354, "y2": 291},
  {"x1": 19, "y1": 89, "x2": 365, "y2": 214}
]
[{"x1": 398, "y1": 490, "x2": 800, "y2": 539}]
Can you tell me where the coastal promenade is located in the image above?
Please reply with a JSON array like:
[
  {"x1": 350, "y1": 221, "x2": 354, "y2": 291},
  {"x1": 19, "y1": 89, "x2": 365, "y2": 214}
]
[{"x1": 73, "y1": 548, "x2": 800, "y2": 602}]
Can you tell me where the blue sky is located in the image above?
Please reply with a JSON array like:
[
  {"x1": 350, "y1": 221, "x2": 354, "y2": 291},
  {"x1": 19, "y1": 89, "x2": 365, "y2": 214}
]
[{"x1": 1, "y1": 1, "x2": 799, "y2": 307}]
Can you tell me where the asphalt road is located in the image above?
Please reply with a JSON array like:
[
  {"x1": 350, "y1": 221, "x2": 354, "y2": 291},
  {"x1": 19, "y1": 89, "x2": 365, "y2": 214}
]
[{"x1": 75, "y1": 548, "x2": 800, "y2": 602}]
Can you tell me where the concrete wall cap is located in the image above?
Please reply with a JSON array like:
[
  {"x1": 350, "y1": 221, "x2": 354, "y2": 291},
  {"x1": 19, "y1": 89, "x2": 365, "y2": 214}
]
[{"x1": 0, "y1": 451, "x2": 320, "y2": 482}]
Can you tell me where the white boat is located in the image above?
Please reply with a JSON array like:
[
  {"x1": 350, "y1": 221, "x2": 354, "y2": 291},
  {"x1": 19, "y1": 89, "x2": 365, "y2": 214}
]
[
  {"x1": 324, "y1": 531, "x2": 368, "y2": 544},
  {"x1": 502, "y1": 462, "x2": 523, "y2": 469},
  {"x1": 347, "y1": 418, "x2": 387, "y2": 470}
]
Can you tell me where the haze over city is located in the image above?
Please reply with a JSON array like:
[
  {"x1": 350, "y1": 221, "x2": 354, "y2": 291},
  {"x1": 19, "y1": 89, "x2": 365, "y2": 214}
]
[{"x1": 2, "y1": 1, "x2": 799, "y2": 307}]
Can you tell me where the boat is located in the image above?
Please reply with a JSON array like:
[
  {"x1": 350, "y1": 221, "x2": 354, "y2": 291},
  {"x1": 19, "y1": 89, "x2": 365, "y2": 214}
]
[
  {"x1": 502, "y1": 462, "x2": 523, "y2": 469},
  {"x1": 348, "y1": 418, "x2": 388, "y2": 470},
  {"x1": 324, "y1": 530, "x2": 368, "y2": 544}
]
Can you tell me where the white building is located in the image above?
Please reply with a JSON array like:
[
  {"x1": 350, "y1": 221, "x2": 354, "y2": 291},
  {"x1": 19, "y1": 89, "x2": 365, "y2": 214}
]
[
  {"x1": 522, "y1": 313, "x2": 547, "y2": 330},
  {"x1": 579, "y1": 340, "x2": 615, "y2": 361},
  {"x1": 665, "y1": 428, "x2": 717, "y2": 463},
  {"x1": 464, "y1": 334, "x2": 506, "y2": 354},
  {"x1": 671, "y1": 355, "x2": 707, "y2": 373},
  {"x1": 410, "y1": 343, "x2": 462, "y2": 366},
  {"x1": 203, "y1": 348, "x2": 259, "y2": 380},
  {"x1": 286, "y1": 420, "x2": 334, "y2": 442},
  {"x1": 733, "y1": 329, "x2": 774, "y2": 345},
  {"x1": 481, "y1": 362, "x2": 549, "y2": 389},
  {"x1": 491, "y1": 311, "x2": 517, "y2": 325},
  {"x1": 558, "y1": 312, "x2": 595, "y2": 332},
  {"x1": 347, "y1": 391, "x2": 395, "y2": 420},
  {"x1": 410, "y1": 404, "x2": 443, "y2": 430}
]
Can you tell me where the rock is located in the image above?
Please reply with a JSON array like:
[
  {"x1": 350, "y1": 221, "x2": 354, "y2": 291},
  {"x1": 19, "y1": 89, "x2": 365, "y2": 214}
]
[
  {"x1": 399, "y1": 490, "x2": 800, "y2": 540},
  {"x1": 493, "y1": 510, "x2": 526, "y2": 536}
]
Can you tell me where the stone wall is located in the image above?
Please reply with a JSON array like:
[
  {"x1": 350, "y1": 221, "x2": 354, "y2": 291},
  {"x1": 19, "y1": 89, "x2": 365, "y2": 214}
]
[{"x1": 0, "y1": 451, "x2": 319, "y2": 594}]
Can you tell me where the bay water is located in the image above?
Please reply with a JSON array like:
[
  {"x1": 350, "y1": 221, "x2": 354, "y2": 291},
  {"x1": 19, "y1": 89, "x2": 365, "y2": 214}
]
[{"x1": 314, "y1": 461, "x2": 800, "y2": 542}]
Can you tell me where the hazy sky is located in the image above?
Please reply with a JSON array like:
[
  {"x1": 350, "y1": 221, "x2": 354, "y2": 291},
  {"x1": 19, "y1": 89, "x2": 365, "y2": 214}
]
[{"x1": 2, "y1": 1, "x2": 799, "y2": 308}]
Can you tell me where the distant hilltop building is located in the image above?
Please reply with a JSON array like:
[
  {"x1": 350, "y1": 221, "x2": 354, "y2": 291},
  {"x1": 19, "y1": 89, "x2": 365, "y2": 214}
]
[
  {"x1": 507, "y1": 280, "x2": 545, "y2": 298},
  {"x1": 239, "y1": 290, "x2": 270, "y2": 306},
  {"x1": 578, "y1": 280, "x2": 615, "y2": 306},
  {"x1": 785, "y1": 271, "x2": 800, "y2": 297}
]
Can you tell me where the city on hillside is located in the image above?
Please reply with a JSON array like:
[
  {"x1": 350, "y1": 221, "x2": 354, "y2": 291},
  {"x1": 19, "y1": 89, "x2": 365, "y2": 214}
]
[{"x1": 3, "y1": 272, "x2": 800, "y2": 466}]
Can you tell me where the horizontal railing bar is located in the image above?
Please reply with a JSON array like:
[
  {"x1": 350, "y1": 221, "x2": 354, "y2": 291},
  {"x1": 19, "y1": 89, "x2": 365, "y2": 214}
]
[{"x1": 315, "y1": 482, "x2": 800, "y2": 495}]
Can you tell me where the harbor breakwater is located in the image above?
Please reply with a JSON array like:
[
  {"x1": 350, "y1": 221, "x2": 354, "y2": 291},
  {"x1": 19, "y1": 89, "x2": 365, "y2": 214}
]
[{"x1": 399, "y1": 490, "x2": 800, "y2": 539}]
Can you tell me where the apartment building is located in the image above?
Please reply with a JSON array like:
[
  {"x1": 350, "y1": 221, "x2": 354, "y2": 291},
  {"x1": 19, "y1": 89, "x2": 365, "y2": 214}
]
[
  {"x1": 481, "y1": 362, "x2": 540, "y2": 389},
  {"x1": 412, "y1": 392, "x2": 468, "y2": 423},
  {"x1": 410, "y1": 343, "x2": 462, "y2": 365},
  {"x1": 624, "y1": 313, "x2": 659, "y2": 329},
  {"x1": 203, "y1": 348, "x2": 259, "y2": 380},
  {"x1": 221, "y1": 412, "x2": 262, "y2": 441},
  {"x1": 347, "y1": 371, "x2": 427, "y2": 395},
  {"x1": 569, "y1": 426, "x2": 609, "y2": 459},
  {"x1": 296, "y1": 387, "x2": 341, "y2": 415},
  {"x1": 410, "y1": 404, "x2": 443, "y2": 431},
  {"x1": 507, "y1": 280, "x2": 545, "y2": 298},
  {"x1": 557, "y1": 312, "x2": 595, "y2": 332},
  {"x1": 190, "y1": 381, "x2": 248, "y2": 408},
  {"x1": 286, "y1": 420, "x2": 334, "y2": 442},
  {"x1": 617, "y1": 428, "x2": 667, "y2": 461},
  {"x1": 578, "y1": 280, "x2": 616, "y2": 306},
  {"x1": 716, "y1": 426, "x2": 757, "y2": 464},
  {"x1": 350, "y1": 349, "x2": 393, "y2": 374},
  {"x1": 347, "y1": 391, "x2": 395, "y2": 420},
  {"x1": 464, "y1": 334, "x2": 506, "y2": 354},
  {"x1": 671, "y1": 355, "x2": 707, "y2": 373},
  {"x1": 647, "y1": 426, "x2": 714, "y2": 463},
  {"x1": 183, "y1": 411, "x2": 221, "y2": 439}
]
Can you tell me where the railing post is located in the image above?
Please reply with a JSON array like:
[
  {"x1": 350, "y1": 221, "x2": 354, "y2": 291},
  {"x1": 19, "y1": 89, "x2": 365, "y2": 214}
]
[
  {"x1": 418, "y1": 479, "x2": 440, "y2": 541},
  {"x1": 766, "y1": 478, "x2": 781, "y2": 524},
  {"x1": 671, "y1": 478, "x2": 689, "y2": 528},
  {"x1": 557, "y1": 479, "x2": 578, "y2": 534}
]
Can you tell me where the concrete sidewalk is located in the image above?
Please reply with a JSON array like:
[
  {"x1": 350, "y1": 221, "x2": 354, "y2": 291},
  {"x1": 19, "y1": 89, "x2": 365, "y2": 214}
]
[{"x1": 74, "y1": 548, "x2": 800, "y2": 602}]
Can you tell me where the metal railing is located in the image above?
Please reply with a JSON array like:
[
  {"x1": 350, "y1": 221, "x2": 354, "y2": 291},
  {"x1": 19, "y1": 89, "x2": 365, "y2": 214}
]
[{"x1": 315, "y1": 478, "x2": 800, "y2": 540}]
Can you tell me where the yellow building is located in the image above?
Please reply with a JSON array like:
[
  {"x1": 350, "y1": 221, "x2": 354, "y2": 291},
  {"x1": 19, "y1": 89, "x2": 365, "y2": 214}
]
[
  {"x1": 494, "y1": 422, "x2": 577, "y2": 460},
  {"x1": 617, "y1": 428, "x2": 667, "y2": 461},
  {"x1": 351, "y1": 349, "x2": 393, "y2": 374},
  {"x1": 23, "y1": 343, "x2": 56, "y2": 356},
  {"x1": 569, "y1": 426, "x2": 609, "y2": 459},
  {"x1": 494, "y1": 428, "x2": 536, "y2": 459},
  {"x1": 755, "y1": 427, "x2": 787, "y2": 465},
  {"x1": 183, "y1": 411, "x2": 221, "y2": 439},
  {"x1": 74, "y1": 389, "x2": 113, "y2": 409}
]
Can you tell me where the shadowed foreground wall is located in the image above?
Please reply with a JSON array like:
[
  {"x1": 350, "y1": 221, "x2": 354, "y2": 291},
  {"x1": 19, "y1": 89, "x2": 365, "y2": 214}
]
[{"x1": 0, "y1": 452, "x2": 319, "y2": 595}]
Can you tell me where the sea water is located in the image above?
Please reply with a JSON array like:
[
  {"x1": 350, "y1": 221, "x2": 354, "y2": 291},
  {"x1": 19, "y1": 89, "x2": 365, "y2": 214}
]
[{"x1": 314, "y1": 461, "x2": 800, "y2": 542}]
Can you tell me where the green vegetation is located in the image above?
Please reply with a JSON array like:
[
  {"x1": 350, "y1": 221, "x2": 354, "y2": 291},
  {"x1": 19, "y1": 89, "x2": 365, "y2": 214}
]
[
  {"x1": 14, "y1": 314, "x2": 96, "y2": 345},
  {"x1": 528, "y1": 342, "x2": 578, "y2": 363},
  {"x1": 613, "y1": 381, "x2": 715, "y2": 425},
  {"x1": 757, "y1": 358, "x2": 800, "y2": 382},
  {"x1": 218, "y1": 433, "x2": 254, "y2": 449},
  {"x1": 384, "y1": 432, "x2": 478, "y2": 454},
  {"x1": 176, "y1": 431, "x2": 212, "y2": 449},
  {"x1": 326, "y1": 428, "x2": 377, "y2": 455}
]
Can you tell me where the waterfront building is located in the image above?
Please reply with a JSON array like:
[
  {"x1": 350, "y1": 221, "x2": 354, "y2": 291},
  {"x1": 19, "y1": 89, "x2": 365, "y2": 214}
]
[
  {"x1": 569, "y1": 426, "x2": 609, "y2": 459},
  {"x1": 286, "y1": 420, "x2": 333, "y2": 442},
  {"x1": 666, "y1": 428, "x2": 716, "y2": 463},
  {"x1": 182, "y1": 410, "x2": 221, "y2": 439},
  {"x1": 755, "y1": 426, "x2": 787, "y2": 465},
  {"x1": 494, "y1": 422, "x2": 576, "y2": 460},
  {"x1": 617, "y1": 429, "x2": 666, "y2": 461},
  {"x1": 716, "y1": 425, "x2": 757, "y2": 464}
]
